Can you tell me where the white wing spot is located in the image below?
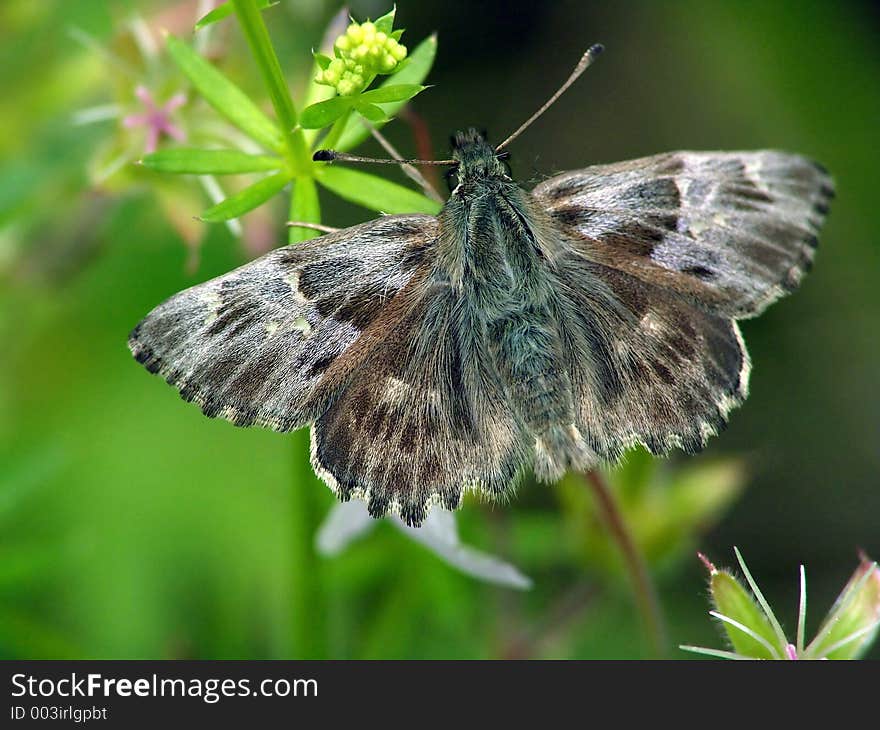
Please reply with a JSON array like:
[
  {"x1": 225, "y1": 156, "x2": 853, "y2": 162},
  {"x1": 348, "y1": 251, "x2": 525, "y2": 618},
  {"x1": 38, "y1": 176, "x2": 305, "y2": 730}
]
[{"x1": 292, "y1": 316, "x2": 312, "y2": 337}]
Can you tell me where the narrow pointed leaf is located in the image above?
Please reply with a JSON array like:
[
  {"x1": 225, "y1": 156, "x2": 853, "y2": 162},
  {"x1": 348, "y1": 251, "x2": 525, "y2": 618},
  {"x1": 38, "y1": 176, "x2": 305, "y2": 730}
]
[
  {"x1": 374, "y1": 7, "x2": 396, "y2": 34},
  {"x1": 316, "y1": 166, "x2": 440, "y2": 215},
  {"x1": 359, "y1": 84, "x2": 425, "y2": 104},
  {"x1": 300, "y1": 96, "x2": 354, "y2": 129},
  {"x1": 142, "y1": 148, "x2": 282, "y2": 174},
  {"x1": 199, "y1": 171, "x2": 290, "y2": 222},
  {"x1": 336, "y1": 35, "x2": 437, "y2": 151},
  {"x1": 195, "y1": 0, "x2": 277, "y2": 29},
  {"x1": 165, "y1": 34, "x2": 283, "y2": 151}
]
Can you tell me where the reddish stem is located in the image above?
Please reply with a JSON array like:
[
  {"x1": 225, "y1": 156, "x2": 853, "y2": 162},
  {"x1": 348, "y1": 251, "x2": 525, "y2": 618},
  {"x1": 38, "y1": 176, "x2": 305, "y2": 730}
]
[{"x1": 584, "y1": 469, "x2": 667, "y2": 657}]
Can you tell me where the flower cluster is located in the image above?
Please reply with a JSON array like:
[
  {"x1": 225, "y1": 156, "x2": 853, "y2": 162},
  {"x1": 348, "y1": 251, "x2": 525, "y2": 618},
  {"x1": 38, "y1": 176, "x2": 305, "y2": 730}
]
[{"x1": 316, "y1": 20, "x2": 407, "y2": 96}]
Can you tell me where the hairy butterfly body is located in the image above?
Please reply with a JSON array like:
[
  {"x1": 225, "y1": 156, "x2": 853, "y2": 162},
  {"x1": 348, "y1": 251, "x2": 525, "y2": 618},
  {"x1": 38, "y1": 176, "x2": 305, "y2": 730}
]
[{"x1": 130, "y1": 48, "x2": 834, "y2": 526}]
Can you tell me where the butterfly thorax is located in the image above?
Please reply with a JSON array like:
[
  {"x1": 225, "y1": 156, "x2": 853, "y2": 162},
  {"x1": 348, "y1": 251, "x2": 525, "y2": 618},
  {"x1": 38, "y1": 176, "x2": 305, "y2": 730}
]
[{"x1": 434, "y1": 130, "x2": 579, "y2": 471}]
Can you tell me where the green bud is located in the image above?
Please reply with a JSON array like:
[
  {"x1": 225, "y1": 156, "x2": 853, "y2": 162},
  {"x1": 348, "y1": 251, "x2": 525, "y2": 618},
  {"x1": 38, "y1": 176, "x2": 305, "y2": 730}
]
[
  {"x1": 682, "y1": 549, "x2": 880, "y2": 660},
  {"x1": 317, "y1": 10, "x2": 411, "y2": 96},
  {"x1": 379, "y1": 53, "x2": 397, "y2": 72},
  {"x1": 389, "y1": 41, "x2": 407, "y2": 61},
  {"x1": 704, "y1": 556, "x2": 780, "y2": 659},
  {"x1": 337, "y1": 78, "x2": 357, "y2": 96},
  {"x1": 808, "y1": 554, "x2": 880, "y2": 659}
]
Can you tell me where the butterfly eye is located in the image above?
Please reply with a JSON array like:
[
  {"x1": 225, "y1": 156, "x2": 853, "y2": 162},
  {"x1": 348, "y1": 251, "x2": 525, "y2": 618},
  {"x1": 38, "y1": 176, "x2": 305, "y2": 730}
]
[{"x1": 445, "y1": 165, "x2": 460, "y2": 192}]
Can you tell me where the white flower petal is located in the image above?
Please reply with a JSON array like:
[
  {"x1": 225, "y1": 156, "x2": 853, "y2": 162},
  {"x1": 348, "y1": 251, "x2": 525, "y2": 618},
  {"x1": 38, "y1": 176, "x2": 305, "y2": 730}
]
[
  {"x1": 394, "y1": 509, "x2": 533, "y2": 591},
  {"x1": 315, "y1": 500, "x2": 377, "y2": 556}
]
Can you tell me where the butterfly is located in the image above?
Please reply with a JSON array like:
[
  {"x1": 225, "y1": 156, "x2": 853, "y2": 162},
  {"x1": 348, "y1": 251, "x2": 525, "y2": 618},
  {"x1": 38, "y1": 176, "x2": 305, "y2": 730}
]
[{"x1": 129, "y1": 45, "x2": 834, "y2": 526}]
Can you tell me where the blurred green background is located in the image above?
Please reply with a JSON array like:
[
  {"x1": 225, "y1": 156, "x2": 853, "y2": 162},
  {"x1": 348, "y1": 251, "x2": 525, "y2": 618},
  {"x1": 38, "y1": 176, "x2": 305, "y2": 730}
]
[{"x1": 1, "y1": 0, "x2": 878, "y2": 659}]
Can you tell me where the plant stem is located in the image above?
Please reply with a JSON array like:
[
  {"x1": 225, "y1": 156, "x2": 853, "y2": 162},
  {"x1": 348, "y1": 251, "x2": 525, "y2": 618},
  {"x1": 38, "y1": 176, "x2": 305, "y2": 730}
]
[
  {"x1": 319, "y1": 108, "x2": 353, "y2": 152},
  {"x1": 232, "y1": 0, "x2": 310, "y2": 170},
  {"x1": 287, "y1": 429, "x2": 328, "y2": 658},
  {"x1": 583, "y1": 469, "x2": 667, "y2": 657}
]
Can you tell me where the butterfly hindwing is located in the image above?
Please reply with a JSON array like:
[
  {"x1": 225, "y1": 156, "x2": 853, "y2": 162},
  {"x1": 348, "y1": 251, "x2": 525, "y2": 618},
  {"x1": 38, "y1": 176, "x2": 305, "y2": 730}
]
[
  {"x1": 311, "y1": 284, "x2": 531, "y2": 526},
  {"x1": 129, "y1": 215, "x2": 437, "y2": 431},
  {"x1": 534, "y1": 150, "x2": 834, "y2": 318},
  {"x1": 554, "y1": 256, "x2": 749, "y2": 459}
]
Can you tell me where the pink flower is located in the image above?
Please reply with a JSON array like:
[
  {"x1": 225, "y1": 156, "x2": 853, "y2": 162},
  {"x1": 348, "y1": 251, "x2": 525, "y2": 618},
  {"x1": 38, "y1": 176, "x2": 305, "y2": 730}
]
[{"x1": 123, "y1": 85, "x2": 186, "y2": 154}]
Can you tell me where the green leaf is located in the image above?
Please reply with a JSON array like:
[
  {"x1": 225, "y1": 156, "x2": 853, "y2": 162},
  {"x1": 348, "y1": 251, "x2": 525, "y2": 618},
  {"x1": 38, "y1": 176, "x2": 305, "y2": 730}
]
[
  {"x1": 359, "y1": 84, "x2": 425, "y2": 104},
  {"x1": 300, "y1": 96, "x2": 354, "y2": 129},
  {"x1": 374, "y1": 7, "x2": 396, "y2": 34},
  {"x1": 313, "y1": 52, "x2": 332, "y2": 71},
  {"x1": 195, "y1": 0, "x2": 277, "y2": 29},
  {"x1": 356, "y1": 103, "x2": 386, "y2": 123},
  {"x1": 316, "y1": 166, "x2": 440, "y2": 215},
  {"x1": 165, "y1": 34, "x2": 283, "y2": 152},
  {"x1": 390, "y1": 29, "x2": 404, "y2": 41},
  {"x1": 289, "y1": 177, "x2": 321, "y2": 243},
  {"x1": 141, "y1": 148, "x2": 283, "y2": 174},
  {"x1": 336, "y1": 34, "x2": 437, "y2": 151},
  {"x1": 199, "y1": 171, "x2": 290, "y2": 222}
]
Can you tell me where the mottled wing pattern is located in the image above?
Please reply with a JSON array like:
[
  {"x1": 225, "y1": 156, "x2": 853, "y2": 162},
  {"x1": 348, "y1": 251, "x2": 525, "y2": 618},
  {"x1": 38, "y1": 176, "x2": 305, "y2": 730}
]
[
  {"x1": 129, "y1": 215, "x2": 436, "y2": 431},
  {"x1": 535, "y1": 150, "x2": 833, "y2": 459},
  {"x1": 311, "y1": 288, "x2": 531, "y2": 526},
  {"x1": 555, "y1": 258, "x2": 749, "y2": 459},
  {"x1": 535, "y1": 151, "x2": 834, "y2": 318}
]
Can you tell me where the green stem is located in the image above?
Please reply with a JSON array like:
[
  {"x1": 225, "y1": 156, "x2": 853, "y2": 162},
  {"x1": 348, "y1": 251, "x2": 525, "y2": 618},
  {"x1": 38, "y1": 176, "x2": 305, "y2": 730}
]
[
  {"x1": 288, "y1": 429, "x2": 327, "y2": 658},
  {"x1": 319, "y1": 108, "x2": 353, "y2": 152},
  {"x1": 584, "y1": 469, "x2": 667, "y2": 657},
  {"x1": 232, "y1": 0, "x2": 310, "y2": 170}
]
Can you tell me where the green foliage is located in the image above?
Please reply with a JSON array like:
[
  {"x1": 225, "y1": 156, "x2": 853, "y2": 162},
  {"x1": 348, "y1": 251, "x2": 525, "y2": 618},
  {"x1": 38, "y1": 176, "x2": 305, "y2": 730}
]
[
  {"x1": 558, "y1": 449, "x2": 746, "y2": 576},
  {"x1": 155, "y1": 1, "x2": 438, "y2": 241}
]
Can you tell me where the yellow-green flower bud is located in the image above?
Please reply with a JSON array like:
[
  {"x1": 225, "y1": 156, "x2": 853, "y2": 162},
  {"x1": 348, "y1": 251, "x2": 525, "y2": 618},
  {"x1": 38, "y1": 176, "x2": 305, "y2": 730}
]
[
  {"x1": 316, "y1": 11, "x2": 409, "y2": 94},
  {"x1": 390, "y1": 41, "x2": 407, "y2": 62},
  {"x1": 337, "y1": 77, "x2": 357, "y2": 96},
  {"x1": 379, "y1": 53, "x2": 397, "y2": 72}
]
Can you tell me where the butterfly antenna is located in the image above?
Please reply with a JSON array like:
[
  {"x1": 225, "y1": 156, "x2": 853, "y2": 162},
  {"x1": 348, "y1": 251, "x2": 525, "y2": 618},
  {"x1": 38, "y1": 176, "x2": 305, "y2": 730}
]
[
  {"x1": 495, "y1": 43, "x2": 604, "y2": 152},
  {"x1": 313, "y1": 150, "x2": 454, "y2": 166}
]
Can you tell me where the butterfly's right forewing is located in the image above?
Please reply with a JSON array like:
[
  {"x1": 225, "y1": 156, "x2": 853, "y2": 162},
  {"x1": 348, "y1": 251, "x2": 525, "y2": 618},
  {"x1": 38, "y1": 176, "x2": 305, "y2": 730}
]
[
  {"x1": 129, "y1": 215, "x2": 437, "y2": 431},
  {"x1": 535, "y1": 150, "x2": 834, "y2": 318}
]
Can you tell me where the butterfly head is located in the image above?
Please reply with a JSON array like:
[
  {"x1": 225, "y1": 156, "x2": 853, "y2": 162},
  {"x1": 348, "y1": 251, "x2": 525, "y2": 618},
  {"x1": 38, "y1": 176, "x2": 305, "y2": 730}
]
[{"x1": 447, "y1": 128, "x2": 511, "y2": 190}]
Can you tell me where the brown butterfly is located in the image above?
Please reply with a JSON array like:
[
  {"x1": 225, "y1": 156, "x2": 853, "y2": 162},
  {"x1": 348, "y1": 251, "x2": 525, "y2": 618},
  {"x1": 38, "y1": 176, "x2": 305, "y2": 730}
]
[{"x1": 129, "y1": 46, "x2": 834, "y2": 525}]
